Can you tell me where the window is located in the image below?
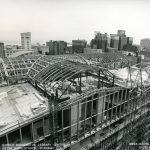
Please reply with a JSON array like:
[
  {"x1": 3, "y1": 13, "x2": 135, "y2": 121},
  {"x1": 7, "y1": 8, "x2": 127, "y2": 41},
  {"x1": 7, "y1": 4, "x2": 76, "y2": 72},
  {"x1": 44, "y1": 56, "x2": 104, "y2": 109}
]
[{"x1": 37, "y1": 127, "x2": 44, "y2": 137}]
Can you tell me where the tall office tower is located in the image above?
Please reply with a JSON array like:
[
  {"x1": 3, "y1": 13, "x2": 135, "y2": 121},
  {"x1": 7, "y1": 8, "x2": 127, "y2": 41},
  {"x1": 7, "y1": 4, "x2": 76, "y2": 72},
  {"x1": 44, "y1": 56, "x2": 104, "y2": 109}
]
[
  {"x1": 127, "y1": 37, "x2": 133, "y2": 45},
  {"x1": 46, "y1": 40, "x2": 54, "y2": 55},
  {"x1": 110, "y1": 34, "x2": 120, "y2": 50},
  {"x1": 21, "y1": 32, "x2": 31, "y2": 50},
  {"x1": 117, "y1": 30, "x2": 126, "y2": 37},
  {"x1": 140, "y1": 38, "x2": 150, "y2": 50},
  {"x1": 57, "y1": 41, "x2": 67, "y2": 54},
  {"x1": 117, "y1": 30, "x2": 128, "y2": 50},
  {"x1": 46, "y1": 40, "x2": 67, "y2": 55},
  {"x1": 118, "y1": 36, "x2": 128, "y2": 50},
  {"x1": 72, "y1": 40, "x2": 87, "y2": 53},
  {"x1": 0, "y1": 42, "x2": 5, "y2": 57},
  {"x1": 91, "y1": 32, "x2": 108, "y2": 51}
]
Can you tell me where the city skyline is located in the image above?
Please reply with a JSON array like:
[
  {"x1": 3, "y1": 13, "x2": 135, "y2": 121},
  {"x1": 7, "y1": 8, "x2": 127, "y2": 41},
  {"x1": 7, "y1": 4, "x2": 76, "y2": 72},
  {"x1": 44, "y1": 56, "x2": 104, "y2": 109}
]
[{"x1": 0, "y1": 0, "x2": 150, "y2": 45}]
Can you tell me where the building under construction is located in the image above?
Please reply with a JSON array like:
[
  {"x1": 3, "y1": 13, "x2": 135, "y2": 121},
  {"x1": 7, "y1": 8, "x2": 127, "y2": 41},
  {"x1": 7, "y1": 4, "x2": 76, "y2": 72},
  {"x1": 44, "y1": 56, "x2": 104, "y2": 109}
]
[{"x1": 0, "y1": 52, "x2": 150, "y2": 150}]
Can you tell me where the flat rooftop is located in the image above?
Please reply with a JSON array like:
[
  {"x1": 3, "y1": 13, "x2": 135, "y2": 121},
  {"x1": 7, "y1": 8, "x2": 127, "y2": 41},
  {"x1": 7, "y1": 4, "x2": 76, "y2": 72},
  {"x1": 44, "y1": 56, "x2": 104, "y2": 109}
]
[{"x1": 0, "y1": 83, "x2": 48, "y2": 133}]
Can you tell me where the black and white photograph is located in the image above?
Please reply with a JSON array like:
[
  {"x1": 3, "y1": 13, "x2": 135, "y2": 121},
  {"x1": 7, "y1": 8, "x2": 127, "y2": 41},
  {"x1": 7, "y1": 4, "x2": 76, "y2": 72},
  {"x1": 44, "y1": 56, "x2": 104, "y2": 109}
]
[{"x1": 0, "y1": 0, "x2": 150, "y2": 149}]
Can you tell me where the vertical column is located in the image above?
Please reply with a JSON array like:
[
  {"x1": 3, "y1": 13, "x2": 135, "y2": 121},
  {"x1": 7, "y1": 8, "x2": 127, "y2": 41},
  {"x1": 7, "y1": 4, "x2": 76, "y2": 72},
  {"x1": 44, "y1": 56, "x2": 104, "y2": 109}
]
[
  {"x1": 19, "y1": 128, "x2": 23, "y2": 144},
  {"x1": 84, "y1": 98, "x2": 87, "y2": 137},
  {"x1": 119, "y1": 90, "x2": 123, "y2": 117},
  {"x1": 62, "y1": 110, "x2": 64, "y2": 145},
  {"x1": 79, "y1": 73, "x2": 82, "y2": 94},
  {"x1": 90, "y1": 95, "x2": 93, "y2": 134},
  {"x1": 115, "y1": 91, "x2": 119, "y2": 120},
  {"x1": 71, "y1": 102, "x2": 81, "y2": 138},
  {"x1": 123, "y1": 89, "x2": 126, "y2": 116},
  {"x1": 69, "y1": 106, "x2": 72, "y2": 145},
  {"x1": 31, "y1": 122, "x2": 36, "y2": 150},
  {"x1": 6, "y1": 134, "x2": 9, "y2": 144},
  {"x1": 97, "y1": 91, "x2": 106, "y2": 127},
  {"x1": 18, "y1": 121, "x2": 23, "y2": 144},
  {"x1": 105, "y1": 93, "x2": 110, "y2": 125},
  {"x1": 42, "y1": 117, "x2": 45, "y2": 142},
  {"x1": 98, "y1": 70, "x2": 100, "y2": 89},
  {"x1": 110, "y1": 92, "x2": 115, "y2": 122},
  {"x1": 77, "y1": 101, "x2": 80, "y2": 141},
  {"x1": 31, "y1": 122, "x2": 35, "y2": 142}
]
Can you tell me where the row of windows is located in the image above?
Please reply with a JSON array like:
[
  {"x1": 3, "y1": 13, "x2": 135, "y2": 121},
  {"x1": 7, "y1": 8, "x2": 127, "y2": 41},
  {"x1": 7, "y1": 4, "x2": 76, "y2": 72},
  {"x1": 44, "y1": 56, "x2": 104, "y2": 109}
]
[{"x1": 1, "y1": 89, "x2": 150, "y2": 149}]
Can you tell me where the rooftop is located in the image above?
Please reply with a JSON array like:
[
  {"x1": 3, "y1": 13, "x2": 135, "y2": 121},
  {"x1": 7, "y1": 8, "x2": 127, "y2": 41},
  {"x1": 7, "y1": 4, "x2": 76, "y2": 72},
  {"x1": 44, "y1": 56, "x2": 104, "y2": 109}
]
[{"x1": 0, "y1": 83, "x2": 48, "y2": 133}]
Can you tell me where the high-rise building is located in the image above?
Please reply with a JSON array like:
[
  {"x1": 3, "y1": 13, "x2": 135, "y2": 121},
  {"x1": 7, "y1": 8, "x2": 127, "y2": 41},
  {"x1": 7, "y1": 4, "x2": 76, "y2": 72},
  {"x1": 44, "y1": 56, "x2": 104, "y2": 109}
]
[
  {"x1": 140, "y1": 38, "x2": 150, "y2": 51},
  {"x1": 46, "y1": 40, "x2": 54, "y2": 55},
  {"x1": 118, "y1": 36, "x2": 128, "y2": 50},
  {"x1": 72, "y1": 40, "x2": 87, "y2": 53},
  {"x1": 117, "y1": 30, "x2": 126, "y2": 37},
  {"x1": 0, "y1": 42, "x2": 5, "y2": 57},
  {"x1": 21, "y1": 32, "x2": 31, "y2": 50},
  {"x1": 109, "y1": 31, "x2": 133, "y2": 51},
  {"x1": 91, "y1": 32, "x2": 108, "y2": 51},
  {"x1": 110, "y1": 34, "x2": 120, "y2": 50},
  {"x1": 127, "y1": 37, "x2": 133, "y2": 45},
  {"x1": 46, "y1": 40, "x2": 67, "y2": 55},
  {"x1": 116, "y1": 30, "x2": 128, "y2": 50}
]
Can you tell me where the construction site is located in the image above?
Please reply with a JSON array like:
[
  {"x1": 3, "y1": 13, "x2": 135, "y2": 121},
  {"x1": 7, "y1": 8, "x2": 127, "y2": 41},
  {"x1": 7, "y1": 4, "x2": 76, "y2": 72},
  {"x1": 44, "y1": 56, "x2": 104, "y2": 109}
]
[{"x1": 0, "y1": 52, "x2": 150, "y2": 150}]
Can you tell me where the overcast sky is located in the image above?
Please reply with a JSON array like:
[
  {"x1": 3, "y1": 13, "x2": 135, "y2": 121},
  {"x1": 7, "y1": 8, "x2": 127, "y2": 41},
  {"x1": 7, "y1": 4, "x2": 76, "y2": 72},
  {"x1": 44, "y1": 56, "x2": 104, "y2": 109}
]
[{"x1": 0, "y1": 0, "x2": 150, "y2": 45}]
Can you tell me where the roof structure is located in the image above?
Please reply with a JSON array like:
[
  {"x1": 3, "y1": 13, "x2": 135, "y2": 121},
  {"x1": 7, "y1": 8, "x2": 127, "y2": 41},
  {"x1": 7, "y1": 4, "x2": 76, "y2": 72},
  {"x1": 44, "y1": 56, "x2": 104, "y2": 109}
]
[
  {"x1": 27, "y1": 54, "x2": 116, "y2": 100},
  {"x1": 79, "y1": 52, "x2": 129, "y2": 68},
  {"x1": 8, "y1": 50, "x2": 34, "y2": 58},
  {"x1": 0, "y1": 55, "x2": 40, "y2": 79},
  {"x1": 0, "y1": 83, "x2": 48, "y2": 134}
]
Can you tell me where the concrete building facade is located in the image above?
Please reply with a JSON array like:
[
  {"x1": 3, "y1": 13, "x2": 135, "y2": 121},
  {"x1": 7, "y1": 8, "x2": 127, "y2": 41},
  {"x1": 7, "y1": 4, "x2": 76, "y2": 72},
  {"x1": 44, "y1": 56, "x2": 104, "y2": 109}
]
[
  {"x1": 127, "y1": 37, "x2": 133, "y2": 45},
  {"x1": 117, "y1": 30, "x2": 126, "y2": 37},
  {"x1": 118, "y1": 36, "x2": 128, "y2": 50},
  {"x1": 91, "y1": 33, "x2": 108, "y2": 51},
  {"x1": 110, "y1": 34, "x2": 120, "y2": 50},
  {"x1": 72, "y1": 40, "x2": 87, "y2": 53},
  {"x1": 110, "y1": 31, "x2": 133, "y2": 51},
  {"x1": 46, "y1": 40, "x2": 67, "y2": 55},
  {"x1": 21, "y1": 32, "x2": 31, "y2": 50},
  {"x1": 140, "y1": 38, "x2": 150, "y2": 51}
]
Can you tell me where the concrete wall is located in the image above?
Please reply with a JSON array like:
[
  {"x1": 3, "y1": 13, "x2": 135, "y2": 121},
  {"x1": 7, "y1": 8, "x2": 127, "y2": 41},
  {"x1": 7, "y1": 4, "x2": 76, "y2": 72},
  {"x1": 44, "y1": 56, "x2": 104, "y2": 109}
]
[
  {"x1": 71, "y1": 102, "x2": 81, "y2": 136},
  {"x1": 97, "y1": 92, "x2": 106, "y2": 125}
]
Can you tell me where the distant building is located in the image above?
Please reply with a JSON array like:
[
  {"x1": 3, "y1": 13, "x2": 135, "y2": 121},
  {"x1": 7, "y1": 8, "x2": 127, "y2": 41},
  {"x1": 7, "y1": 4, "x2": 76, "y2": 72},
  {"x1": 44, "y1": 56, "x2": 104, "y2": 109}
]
[
  {"x1": 4, "y1": 44, "x2": 34, "y2": 57},
  {"x1": 36, "y1": 45, "x2": 49, "y2": 55},
  {"x1": 110, "y1": 34, "x2": 120, "y2": 50},
  {"x1": 72, "y1": 40, "x2": 87, "y2": 53},
  {"x1": 139, "y1": 51, "x2": 150, "y2": 59},
  {"x1": 110, "y1": 31, "x2": 133, "y2": 51},
  {"x1": 66, "y1": 46, "x2": 72, "y2": 54},
  {"x1": 5, "y1": 45, "x2": 20, "y2": 50},
  {"x1": 118, "y1": 36, "x2": 128, "y2": 50},
  {"x1": 46, "y1": 41, "x2": 67, "y2": 55},
  {"x1": 117, "y1": 30, "x2": 126, "y2": 37},
  {"x1": 21, "y1": 32, "x2": 31, "y2": 50},
  {"x1": 127, "y1": 37, "x2": 133, "y2": 45},
  {"x1": 0, "y1": 43, "x2": 5, "y2": 57},
  {"x1": 91, "y1": 32, "x2": 108, "y2": 51},
  {"x1": 140, "y1": 38, "x2": 150, "y2": 51},
  {"x1": 5, "y1": 49, "x2": 34, "y2": 57}
]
